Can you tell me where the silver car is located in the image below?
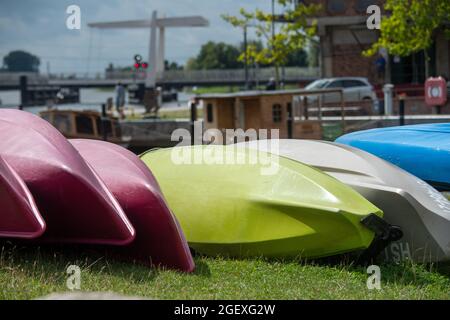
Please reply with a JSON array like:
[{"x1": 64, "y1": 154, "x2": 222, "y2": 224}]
[{"x1": 303, "y1": 77, "x2": 379, "y2": 106}]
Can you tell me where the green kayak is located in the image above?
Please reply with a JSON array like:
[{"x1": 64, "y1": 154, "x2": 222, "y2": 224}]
[{"x1": 140, "y1": 145, "x2": 394, "y2": 259}]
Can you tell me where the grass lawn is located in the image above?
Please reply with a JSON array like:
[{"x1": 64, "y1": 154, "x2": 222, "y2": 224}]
[
  {"x1": 1, "y1": 244, "x2": 450, "y2": 300},
  {"x1": 158, "y1": 108, "x2": 203, "y2": 120},
  {"x1": 188, "y1": 84, "x2": 301, "y2": 95}
]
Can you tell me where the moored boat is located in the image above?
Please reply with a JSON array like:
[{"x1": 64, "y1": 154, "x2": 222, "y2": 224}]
[{"x1": 40, "y1": 109, "x2": 130, "y2": 147}]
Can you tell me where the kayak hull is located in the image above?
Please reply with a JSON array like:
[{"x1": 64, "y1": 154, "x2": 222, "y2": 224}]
[
  {"x1": 336, "y1": 123, "x2": 450, "y2": 191},
  {"x1": 240, "y1": 139, "x2": 450, "y2": 262},
  {"x1": 71, "y1": 139, "x2": 195, "y2": 272},
  {"x1": 140, "y1": 145, "x2": 383, "y2": 259},
  {"x1": 0, "y1": 156, "x2": 45, "y2": 239},
  {"x1": 0, "y1": 110, "x2": 135, "y2": 245}
]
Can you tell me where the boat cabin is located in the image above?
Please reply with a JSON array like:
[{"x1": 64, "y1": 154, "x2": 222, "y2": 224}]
[
  {"x1": 40, "y1": 109, "x2": 129, "y2": 146},
  {"x1": 197, "y1": 89, "x2": 346, "y2": 143}
]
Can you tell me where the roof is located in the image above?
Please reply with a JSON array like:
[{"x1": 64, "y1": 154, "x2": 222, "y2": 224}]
[{"x1": 196, "y1": 88, "x2": 344, "y2": 100}]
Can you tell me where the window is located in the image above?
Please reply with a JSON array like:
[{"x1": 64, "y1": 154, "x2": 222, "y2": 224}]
[
  {"x1": 327, "y1": 80, "x2": 344, "y2": 88},
  {"x1": 96, "y1": 118, "x2": 113, "y2": 138},
  {"x1": 206, "y1": 103, "x2": 214, "y2": 123},
  {"x1": 75, "y1": 115, "x2": 94, "y2": 135},
  {"x1": 327, "y1": 0, "x2": 346, "y2": 14},
  {"x1": 272, "y1": 104, "x2": 282, "y2": 123},
  {"x1": 54, "y1": 114, "x2": 72, "y2": 134},
  {"x1": 354, "y1": 0, "x2": 377, "y2": 13},
  {"x1": 343, "y1": 80, "x2": 367, "y2": 88},
  {"x1": 305, "y1": 79, "x2": 331, "y2": 90}
]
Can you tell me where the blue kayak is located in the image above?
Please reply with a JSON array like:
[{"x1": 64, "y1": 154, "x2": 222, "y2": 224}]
[{"x1": 336, "y1": 123, "x2": 450, "y2": 191}]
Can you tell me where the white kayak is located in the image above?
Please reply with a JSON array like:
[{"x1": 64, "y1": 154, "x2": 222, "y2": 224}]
[{"x1": 238, "y1": 139, "x2": 450, "y2": 263}]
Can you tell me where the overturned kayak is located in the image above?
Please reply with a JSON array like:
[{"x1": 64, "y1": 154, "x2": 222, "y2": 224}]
[
  {"x1": 0, "y1": 155, "x2": 45, "y2": 239},
  {"x1": 0, "y1": 109, "x2": 135, "y2": 245},
  {"x1": 240, "y1": 139, "x2": 450, "y2": 263},
  {"x1": 71, "y1": 139, "x2": 195, "y2": 272},
  {"x1": 140, "y1": 145, "x2": 399, "y2": 260},
  {"x1": 336, "y1": 123, "x2": 450, "y2": 191}
]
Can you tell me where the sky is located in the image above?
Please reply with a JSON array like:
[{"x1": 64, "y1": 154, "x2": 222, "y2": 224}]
[{"x1": 0, "y1": 0, "x2": 278, "y2": 75}]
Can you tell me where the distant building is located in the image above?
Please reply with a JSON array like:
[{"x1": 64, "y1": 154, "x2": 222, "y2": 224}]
[{"x1": 302, "y1": 0, "x2": 450, "y2": 84}]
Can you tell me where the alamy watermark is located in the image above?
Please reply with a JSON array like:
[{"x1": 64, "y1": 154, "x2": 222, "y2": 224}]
[
  {"x1": 367, "y1": 5, "x2": 381, "y2": 30},
  {"x1": 66, "y1": 5, "x2": 81, "y2": 30},
  {"x1": 66, "y1": 265, "x2": 81, "y2": 290},
  {"x1": 170, "y1": 121, "x2": 281, "y2": 175},
  {"x1": 367, "y1": 265, "x2": 381, "y2": 290}
]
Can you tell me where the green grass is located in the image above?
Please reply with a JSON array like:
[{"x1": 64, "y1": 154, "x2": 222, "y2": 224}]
[
  {"x1": 188, "y1": 84, "x2": 300, "y2": 95},
  {"x1": 188, "y1": 86, "x2": 242, "y2": 95},
  {"x1": 1, "y1": 244, "x2": 450, "y2": 300}
]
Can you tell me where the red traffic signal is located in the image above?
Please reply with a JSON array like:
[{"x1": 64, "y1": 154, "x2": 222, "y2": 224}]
[
  {"x1": 134, "y1": 62, "x2": 140, "y2": 69},
  {"x1": 141, "y1": 62, "x2": 148, "y2": 69}
]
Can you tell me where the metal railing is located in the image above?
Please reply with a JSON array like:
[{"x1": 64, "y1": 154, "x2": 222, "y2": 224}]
[{"x1": 0, "y1": 67, "x2": 320, "y2": 86}]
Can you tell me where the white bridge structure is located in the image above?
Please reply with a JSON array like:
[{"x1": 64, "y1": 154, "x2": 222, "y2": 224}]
[
  {"x1": 0, "y1": 67, "x2": 320, "y2": 90},
  {"x1": 88, "y1": 11, "x2": 209, "y2": 89}
]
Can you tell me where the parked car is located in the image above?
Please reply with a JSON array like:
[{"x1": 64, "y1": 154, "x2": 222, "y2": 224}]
[{"x1": 303, "y1": 77, "x2": 379, "y2": 108}]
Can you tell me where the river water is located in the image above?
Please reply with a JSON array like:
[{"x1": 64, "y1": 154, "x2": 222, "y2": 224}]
[{"x1": 0, "y1": 88, "x2": 194, "y2": 114}]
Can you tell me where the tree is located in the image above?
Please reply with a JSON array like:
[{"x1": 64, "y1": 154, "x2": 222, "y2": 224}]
[
  {"x1": 307, "y1": 41, "x2": 320, "y2": 68},
  {"x1": 3, "y1": 50, "x2": 40, "y2": 72},
  {"x1": 165, "y1": 60, "x2": 183, "y2": 71},
  {"x1": 222, "y1": 0, "x2": 321, "y2": 86},
  {"x1": 186, "y1": 41, "x2": 243, "y2": 70},
  {"x1": 286, "y1": 48, "x2": 308, "y2": 67},
  {"x1": 364, "y1": 0, "x2": 450, "y2": 77}
]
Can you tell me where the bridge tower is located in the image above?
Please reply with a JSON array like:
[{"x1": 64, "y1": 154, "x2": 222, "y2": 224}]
[{"x1": 88, "y1": 11, "x2": 209, "y2": 112}]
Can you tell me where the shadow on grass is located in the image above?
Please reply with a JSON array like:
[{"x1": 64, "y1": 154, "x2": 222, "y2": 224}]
[
  {"x1": 2, "y1": 241, "x2": 448, "y2": 290},
  {"x1": 192, "y1": 249, "x2": 450, "y2": 287},
  {"x1": 0, "y1": 241, "x2": 161, "y2": 286}
]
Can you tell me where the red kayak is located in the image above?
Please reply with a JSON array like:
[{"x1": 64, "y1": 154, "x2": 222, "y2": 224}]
[
  {"x1": 0, "y1": 155, "x2": 45, "y2": 239},
  {"x1": 0, "y1": 110, "x2": 135, "y2": 245},
  {"x1": 71, "y1": 139, "x2": 195, "y2": 273}
]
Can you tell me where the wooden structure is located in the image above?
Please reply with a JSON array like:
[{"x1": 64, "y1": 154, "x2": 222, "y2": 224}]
[
  {"x1": 196, "y1": 88, "x2": 345, "y2": 143},
  {"x1": 40, "y1": 109, "x2": 130, "y2": 147}
]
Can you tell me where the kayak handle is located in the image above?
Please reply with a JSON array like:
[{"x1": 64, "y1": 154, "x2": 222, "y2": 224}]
[{"x1": 357, "y1": 214, "x2": 403, "y2": 265}]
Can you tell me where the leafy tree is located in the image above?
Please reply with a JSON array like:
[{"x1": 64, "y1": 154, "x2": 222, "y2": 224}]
[
  {"x1": 307, "y1": 41, "x2": 320, "y2": 68},
  {"x1": 286, "y1": 48, "x2": 308, "y2": 67},
  {"x1": 165, "y1": 60, "x2": 183, "y2": 71},
  {"x1": 364, "y1": 0, "x2": 450, "y2": 77},
  {"x1": 222, "y1": 0, "x2": 321, "y2": 86},
  {"x1": 186, "y1": 41, "x2": 243, "y2": 70},
  {"x1": 3, "y1": 50, "x2": 40, "y2": 72}
]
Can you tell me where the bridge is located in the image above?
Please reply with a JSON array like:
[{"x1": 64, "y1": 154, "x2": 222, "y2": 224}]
[{"x1": 0, "y1": 67, "x2": 320, "y2": 90}]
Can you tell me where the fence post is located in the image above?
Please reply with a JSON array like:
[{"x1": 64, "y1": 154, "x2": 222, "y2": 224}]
[
  {"x1": 101, "y1": 103, "x2": 107, "y2": 141},
  {"x1": 287, "y1": 102, "x2": 293, "y2": 139},
  {"x1": 190, "y1": 100, "x2": 198, "y2": 146},
  {"x1": 20, "y1": 75, "x2": 29, "y2": 107},
  {"x1": 399, "y1": 95, "x2": 406, "y2": 126}
]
